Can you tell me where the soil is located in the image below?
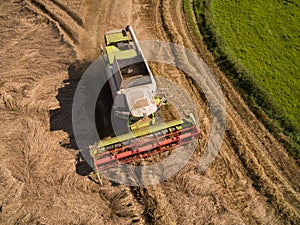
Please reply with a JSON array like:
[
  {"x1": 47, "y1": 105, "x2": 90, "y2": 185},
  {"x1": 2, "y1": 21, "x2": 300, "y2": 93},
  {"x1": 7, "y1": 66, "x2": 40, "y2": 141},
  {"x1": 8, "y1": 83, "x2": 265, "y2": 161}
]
[{"x1": 0, "y1": 0, "x2": 299, "y2": 224}]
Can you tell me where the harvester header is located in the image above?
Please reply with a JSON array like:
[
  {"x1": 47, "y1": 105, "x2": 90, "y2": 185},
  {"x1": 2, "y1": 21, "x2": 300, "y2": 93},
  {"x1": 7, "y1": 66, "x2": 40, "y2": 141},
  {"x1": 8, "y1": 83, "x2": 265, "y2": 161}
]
[{"x1": 91, "y1": 114, "x2": 199, "y2": 170}]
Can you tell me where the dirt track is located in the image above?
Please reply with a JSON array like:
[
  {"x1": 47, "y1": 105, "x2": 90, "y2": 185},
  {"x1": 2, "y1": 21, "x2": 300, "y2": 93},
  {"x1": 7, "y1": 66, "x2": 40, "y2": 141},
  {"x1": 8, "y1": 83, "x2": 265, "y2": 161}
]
[{"x1": 0, "y1": 0, "x2": 299, "y2": 224}]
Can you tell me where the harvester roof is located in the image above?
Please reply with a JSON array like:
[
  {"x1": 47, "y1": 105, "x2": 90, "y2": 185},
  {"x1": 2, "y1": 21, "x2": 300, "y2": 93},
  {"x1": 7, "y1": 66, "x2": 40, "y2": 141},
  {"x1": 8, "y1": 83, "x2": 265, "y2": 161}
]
[
  {"x1": 105, "y1": 31, "x2": 129, "y2": 46},
  {"x1": 106, "y1": 46, "x2": 137, "y2": 64},
  {"x1": 105, "y1": 30, "x2": 138, "y2": 64}
]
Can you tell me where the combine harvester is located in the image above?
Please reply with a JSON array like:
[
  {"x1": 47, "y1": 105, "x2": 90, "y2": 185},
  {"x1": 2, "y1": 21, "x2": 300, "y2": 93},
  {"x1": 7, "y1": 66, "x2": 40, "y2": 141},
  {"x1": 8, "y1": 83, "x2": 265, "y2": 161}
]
[{"x1": 90, "y1": 25, "x2": 199, "y2": 173}]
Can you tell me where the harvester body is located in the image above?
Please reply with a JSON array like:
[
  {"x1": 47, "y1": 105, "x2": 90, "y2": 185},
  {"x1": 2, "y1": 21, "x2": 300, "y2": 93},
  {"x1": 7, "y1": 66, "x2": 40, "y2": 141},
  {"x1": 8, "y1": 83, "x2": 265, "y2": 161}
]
[
  {"x1": 91, "y1": 26, "x2": 200, "y2": 172},
  {"x1": 103, "y1": 25, "x2": 157, "y2": 118}
]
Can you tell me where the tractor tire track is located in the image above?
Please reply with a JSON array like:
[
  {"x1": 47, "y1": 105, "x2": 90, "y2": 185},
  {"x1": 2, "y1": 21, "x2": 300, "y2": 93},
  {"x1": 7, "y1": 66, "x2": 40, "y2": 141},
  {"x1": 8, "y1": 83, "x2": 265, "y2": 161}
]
[
  {"x1": 145, "y1": 0, "x2": 300, "y2": 223},
  {"x1": 173, "y1": 0, "x2": 300, "y2": 194},
  {"x1": 20, "y1": 0, "x2": 300, "y2": 223},
  {"x1": 24, "y1": 0, "x2": 80, "y2": 45},
  {"x1": 49, "y1": 0, "x2": 84, "y2": 27},
  {"x1": 80, "y1": 1, "x2": 152, "y2": 223},
  {"x1": 1, "y1": 0, "x2": 299, "y2": 224}
]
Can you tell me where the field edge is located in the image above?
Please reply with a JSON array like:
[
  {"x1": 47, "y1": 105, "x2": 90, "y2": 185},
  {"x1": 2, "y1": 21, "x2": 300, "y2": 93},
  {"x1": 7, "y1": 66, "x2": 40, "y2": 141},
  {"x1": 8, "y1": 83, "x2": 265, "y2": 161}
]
[{"x1": 183, "y1": 0, "x2": 300, "y2": 163}]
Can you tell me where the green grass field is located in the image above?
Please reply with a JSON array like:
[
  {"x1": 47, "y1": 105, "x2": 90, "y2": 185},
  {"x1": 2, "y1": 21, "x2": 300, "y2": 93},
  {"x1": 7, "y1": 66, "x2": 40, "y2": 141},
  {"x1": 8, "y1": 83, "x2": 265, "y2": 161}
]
[{"x1": 211, "y1": 0, "x2": 300, "y2": 126}]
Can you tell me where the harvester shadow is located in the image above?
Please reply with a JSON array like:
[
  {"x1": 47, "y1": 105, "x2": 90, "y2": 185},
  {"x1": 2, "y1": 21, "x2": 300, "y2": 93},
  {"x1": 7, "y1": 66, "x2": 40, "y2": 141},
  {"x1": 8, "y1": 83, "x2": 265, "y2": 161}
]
[
  {"x1": 50, "y1": 59, "x2": 90, "y2": 150},
  {"x1": 50, "y1": 59, "x2": 115, "y2": 177}
]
